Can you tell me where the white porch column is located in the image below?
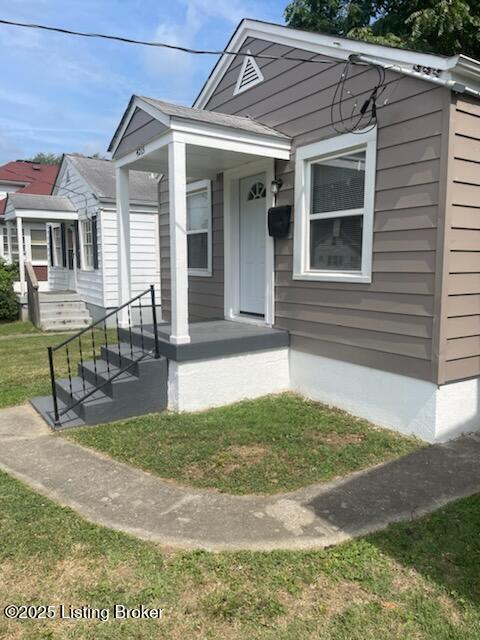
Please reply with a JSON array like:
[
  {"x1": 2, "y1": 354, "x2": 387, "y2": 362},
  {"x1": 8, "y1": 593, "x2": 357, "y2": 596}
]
[
  {"x1": 168, "y1": 139, "x2": 190, "y2": 344},
  {"x1": 17, "y1": 217, "x2": 25, "y2": 296},
  {"x1": 6, "y1": 221, "x2": 12, "y2": 263},
  {"x1": 116, "y1": 165, "x2": 131, "y2": 326}
]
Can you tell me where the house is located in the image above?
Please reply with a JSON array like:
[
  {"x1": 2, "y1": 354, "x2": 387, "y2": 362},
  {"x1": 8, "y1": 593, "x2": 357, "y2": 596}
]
[
  {"x1": 50, "y1": 154, "x2": 161, "y2": 322},
  {"x1": 0, "y1": 161, "x2": 59, "y2": 289},
  {"x1": 3, "y1": 154, "x2": 161, "y2": 328},
  {"x1": 35, "y1": 20, "x2": 480, "y2": 443}
]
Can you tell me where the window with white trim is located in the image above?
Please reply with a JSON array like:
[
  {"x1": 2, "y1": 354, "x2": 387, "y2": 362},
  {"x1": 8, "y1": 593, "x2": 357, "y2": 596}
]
[
  {"x1": 81, "y1": 219, "x2": 94, "y2": 270},
  {"x1": 294, "y1": 128, "x2": 377, "y2": 283},
  {"x1": 187, "y1": 180, "x2": 212, "y2": 276},
  {"x1": 52, "y1": 225, "x2": 62, "y2": 267},
  {"x1": 30, "y1": 228, "x2": 48, "y2": 263}
]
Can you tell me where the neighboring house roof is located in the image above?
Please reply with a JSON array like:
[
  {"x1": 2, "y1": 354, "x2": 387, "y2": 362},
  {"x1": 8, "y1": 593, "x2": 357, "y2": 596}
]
[
  {"x1": 108, "y1": 95, "x2": 290, "y2": 155},
  {"x1": 64, "y1": 154, "x2": 158, "y2": 204},
  {"x1": 8, "y1": 193, "x2": 76, "y2": 212},
  {"x1": 194, "y1": 18, "x2": 480, "y2": 109},
  {"x1": 0, "y1": 161, "x2": 59, "y2": 214}
]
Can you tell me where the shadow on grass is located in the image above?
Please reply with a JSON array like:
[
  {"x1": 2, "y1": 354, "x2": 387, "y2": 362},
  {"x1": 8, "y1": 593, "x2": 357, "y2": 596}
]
[{"x1": 306, "y1": 436, "x2": 480, "y2": 604}]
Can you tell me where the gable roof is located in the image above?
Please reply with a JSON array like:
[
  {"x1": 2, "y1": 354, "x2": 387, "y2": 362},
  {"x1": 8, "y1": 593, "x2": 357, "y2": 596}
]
[
  {"x1": 0, "y1": 161, "x2": 59, "y2": 214},
  {"x1": 108, "y1": 95, "x2": 289, "y2": 156},
  {"x1": 64, "y1": 154, "x2": 158, "y2": 204},
  {"x1": 194, "y1": 18, "x2": 480, "y2": 109}
]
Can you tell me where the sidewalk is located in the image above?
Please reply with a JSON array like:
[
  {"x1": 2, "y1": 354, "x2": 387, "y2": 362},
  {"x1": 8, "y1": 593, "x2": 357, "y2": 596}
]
[{"x1": 0, "y1": 404, "x2": 479, "y2": 551}]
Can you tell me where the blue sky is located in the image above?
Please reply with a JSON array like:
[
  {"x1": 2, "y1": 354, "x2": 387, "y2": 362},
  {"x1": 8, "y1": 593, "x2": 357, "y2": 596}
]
[{"x1": 0, "y1": 0, "x2": 286, "y2": 163}]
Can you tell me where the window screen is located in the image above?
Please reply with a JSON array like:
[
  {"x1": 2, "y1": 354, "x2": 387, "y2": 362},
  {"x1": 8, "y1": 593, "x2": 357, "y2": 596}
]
[{"x1": 30, "y1": 228, "x2": 47, "y2": 262}]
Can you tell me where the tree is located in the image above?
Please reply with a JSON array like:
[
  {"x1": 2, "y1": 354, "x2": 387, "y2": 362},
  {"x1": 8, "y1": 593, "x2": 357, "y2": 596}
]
[
  {"x1": 0, "y1": 259, "x2": 19, "y2": 321},
  {"x1": 27, "y1": 152, "x2": 62, "y2": 165},
  {"x1": 284, "y1": 0, "x2": 480, "y2": 58}
]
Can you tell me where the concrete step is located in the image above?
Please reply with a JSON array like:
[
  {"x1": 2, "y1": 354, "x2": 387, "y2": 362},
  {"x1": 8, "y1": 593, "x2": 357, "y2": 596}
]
[
  {"x1": 39, "y1": 301, "x2": 87, "y2": 311},
  {"x1": 78, "y1": 359, "x2": 141, "y2": 400},
  {"x1": 41, "y1": 318, "x2": 91, "y2": 331},
  {"x1": 39, "y1": 292, "x2": 81, "y2": 303},
  {"x1": 40, "y1": 308, "x2": 91, "y2": 321},
  {"x1": 101, "y1": 344, "x2": 163, "y2": 378},
  {"x1": 53, "y1": 362, "x2": 167, "y2": 426}
]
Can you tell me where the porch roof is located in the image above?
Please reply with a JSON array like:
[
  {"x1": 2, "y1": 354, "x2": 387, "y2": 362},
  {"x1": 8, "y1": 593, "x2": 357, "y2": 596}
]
[
  {"x1": 109, "y1": 95, "x2": 291, "y2": 176},
  {"x1": 4, "y1": 193, "x2": 78, "y2": 221}
]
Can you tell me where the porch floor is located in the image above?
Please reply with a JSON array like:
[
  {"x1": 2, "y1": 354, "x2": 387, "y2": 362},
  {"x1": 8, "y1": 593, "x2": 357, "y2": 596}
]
[{"x1": 123, "y1": 319, "x2": 289, "y2": 362}]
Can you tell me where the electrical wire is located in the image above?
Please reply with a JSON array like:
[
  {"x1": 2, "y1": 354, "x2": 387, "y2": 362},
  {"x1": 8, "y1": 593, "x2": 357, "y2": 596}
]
[
  {"x1": 0, "y1": 18, "x2": 411, "y2": 137},
  {"x1": 0, "y1": 18, "x2": 334, "y2": 64},
  {"x1": 329, "y1": 58, "x2": 408, "y2": 134}
]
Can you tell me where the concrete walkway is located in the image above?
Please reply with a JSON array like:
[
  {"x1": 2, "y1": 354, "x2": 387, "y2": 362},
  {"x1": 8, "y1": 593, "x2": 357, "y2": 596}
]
[{"x1": 1, "y1": 404, "x2": 479, "y2": 551}]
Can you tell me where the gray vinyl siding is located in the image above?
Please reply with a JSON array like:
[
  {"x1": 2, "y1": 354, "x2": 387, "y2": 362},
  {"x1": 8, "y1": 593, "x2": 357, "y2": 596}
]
[
  {"x1": 158, "y1": 174, "x2": 224, "y2": 322},
  {"x1": 204, "y1": 37, "x2": 449, "y2": 382},
  {"x1": 440, "y1": 96, "x2": 480, "y2": 383},
  {"x1": 115, "y1": 107, "x2": 168, "y2": 158}
]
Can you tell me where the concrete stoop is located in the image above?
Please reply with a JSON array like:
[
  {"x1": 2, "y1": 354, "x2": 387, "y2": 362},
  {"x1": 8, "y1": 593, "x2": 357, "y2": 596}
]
[
  {"x1": 31, "y1": 342, "x2": 168, "y2": 429},
  {"x1": 39, "y1": 292, "x2": 93, "y2": 331}
]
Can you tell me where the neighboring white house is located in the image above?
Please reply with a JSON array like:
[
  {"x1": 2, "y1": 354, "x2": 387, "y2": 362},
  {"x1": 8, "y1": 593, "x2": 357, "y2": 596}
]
[
  {"x1": 2, "y1": 155, "x2": 161, "y2": 323},
  {"x1": 50, "y1": 154, "x2": 161, "y2": 320}
]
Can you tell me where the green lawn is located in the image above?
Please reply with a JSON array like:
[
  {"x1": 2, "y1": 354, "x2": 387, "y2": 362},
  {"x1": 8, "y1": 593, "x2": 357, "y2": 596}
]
[
  {"x1": 0, "y1": 320, "x2": 40, "y2": 336},
  {"x1": 0, "y1": 470, "x2": 478, "y2": 639},
  {"x1": 67, "y1": 394, "x2": 421, "y2": 495}
]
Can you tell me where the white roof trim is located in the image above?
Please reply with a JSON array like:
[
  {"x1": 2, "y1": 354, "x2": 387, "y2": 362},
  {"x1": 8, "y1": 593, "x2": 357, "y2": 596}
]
[
  {"x1": 4, "y1": 210, "x2": 78, "y2": 222},
  {"x1": 108, "y1": 96, "x2": 171, "y2": 157},
  {"x1": 194, "y1": 19, "x2": 480, "y2": 109}
]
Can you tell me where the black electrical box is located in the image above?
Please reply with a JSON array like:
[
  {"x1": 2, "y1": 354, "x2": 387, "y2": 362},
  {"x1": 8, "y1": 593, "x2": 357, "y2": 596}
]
[{"x1": 268, "y1": 205, "x2": 292, "y2": 238}]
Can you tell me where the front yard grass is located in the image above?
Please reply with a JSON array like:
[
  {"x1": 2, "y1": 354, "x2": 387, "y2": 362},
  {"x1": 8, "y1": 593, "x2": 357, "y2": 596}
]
[
  {"x1": 0, "y1": 320, "x2": 40, "y2": 336},
  {"x1": 67, "y1": 394, "x2": 422, "y2": 495},
  {"x1": 0, "y1": 470, "x2": 479, "y2": 639}
]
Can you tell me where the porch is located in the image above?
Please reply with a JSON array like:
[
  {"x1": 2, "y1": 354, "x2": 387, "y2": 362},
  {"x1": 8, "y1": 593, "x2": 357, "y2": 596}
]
[
  {"x1": 3, "y1": 193, "x2": 78, "y2": 297},
  {"x1": 108, "y1": 95, "x2": 292, "y2": 342},
  {"x1": 119, "y1": 319, "x2": 289, "y2": 362}
]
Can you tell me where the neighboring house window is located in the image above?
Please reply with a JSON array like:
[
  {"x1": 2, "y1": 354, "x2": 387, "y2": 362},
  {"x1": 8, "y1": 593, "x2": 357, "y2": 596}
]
[
  {"x1": 52, "y1": 225, "x2": 62, "y2": 267},
  {"x1": 30, "y1": 228, "x2": 47, "y2": 263},
  {"x1": 10, "y1": 226, "x2": 19, "y2": 262},
  {"x1": 187, "y1": 180, "x2": 212, "y2": 276},
  {"x1": 81, "y1": 219, "x2": 94, "y2": 270},
  {"x1": 293, "y1": 128, "x2": 377, "y2": 283}
]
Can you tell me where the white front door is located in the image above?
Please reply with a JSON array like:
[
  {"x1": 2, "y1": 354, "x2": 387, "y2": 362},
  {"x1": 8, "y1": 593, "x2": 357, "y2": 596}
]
[{"x1": 239, "y1": 173, "x2": 266, "y2": 316}]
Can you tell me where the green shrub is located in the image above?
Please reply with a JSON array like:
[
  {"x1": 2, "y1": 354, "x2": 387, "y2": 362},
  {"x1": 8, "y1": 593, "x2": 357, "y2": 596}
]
[{"x1": 0, "y1": 259, "x2": 19, "y2": 321}]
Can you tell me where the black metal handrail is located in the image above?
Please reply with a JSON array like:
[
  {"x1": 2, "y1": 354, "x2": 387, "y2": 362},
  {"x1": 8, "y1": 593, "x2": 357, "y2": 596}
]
[{"x1": 47, "y1": 285, "x2": 160, "y2": 426}]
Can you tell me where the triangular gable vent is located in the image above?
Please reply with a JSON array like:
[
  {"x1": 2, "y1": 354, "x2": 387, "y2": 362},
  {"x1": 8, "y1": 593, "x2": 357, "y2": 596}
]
[{"x1": 233, "y1": 50, "x2": 264, "y2": 96}]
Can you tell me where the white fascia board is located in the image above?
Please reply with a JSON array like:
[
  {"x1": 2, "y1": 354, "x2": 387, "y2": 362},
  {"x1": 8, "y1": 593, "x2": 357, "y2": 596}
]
[
  {"x1": 171, "y1": 120, "x2": 291, "y2": 159},
  {"x1": 11, "y1": 210, "x2": 78, "y2": 221},
  {"x1": 110, "y1": 96, "x2": 172, "y2": 158},
  {"x1": 114, "y1": 130, "x2": 173, "y2": 168},
  {"x1": 52, "y1": 155, "x2": 69, "y2": 195},
  {"x1": 194, "y1": 19, "x2": 473, "y2": 109}
]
